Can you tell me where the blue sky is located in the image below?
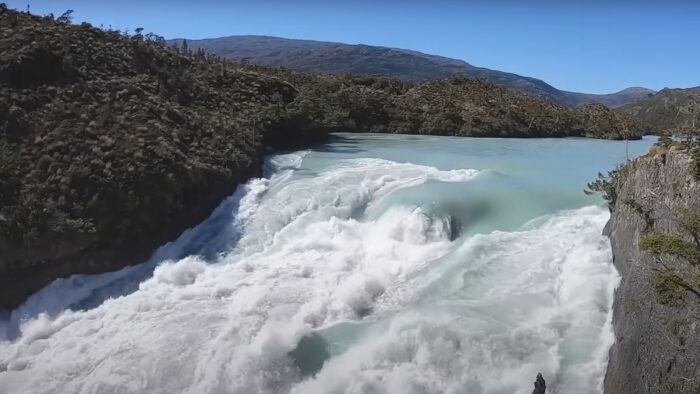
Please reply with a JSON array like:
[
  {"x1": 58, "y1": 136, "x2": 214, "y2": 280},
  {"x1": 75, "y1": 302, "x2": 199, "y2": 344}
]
[{"x1": 7, "y1": 0, "x2": 700, "y2": 94}]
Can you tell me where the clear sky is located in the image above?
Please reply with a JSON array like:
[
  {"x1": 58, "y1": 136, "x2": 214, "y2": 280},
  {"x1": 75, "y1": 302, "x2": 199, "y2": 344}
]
[{"x1": 7, "y1": 0, "x2": 700, "y2": 94}]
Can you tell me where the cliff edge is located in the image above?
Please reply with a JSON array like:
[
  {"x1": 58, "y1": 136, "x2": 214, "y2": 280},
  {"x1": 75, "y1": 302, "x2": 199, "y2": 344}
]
[{"x1": 604, "y1": 147, "x2": 700, "y2": 393}]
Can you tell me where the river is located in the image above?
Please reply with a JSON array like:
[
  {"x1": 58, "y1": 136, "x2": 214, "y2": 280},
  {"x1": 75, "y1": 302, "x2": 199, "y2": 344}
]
[{"x1": 0, "y1": 134, "x2": 656, "y2": 393}]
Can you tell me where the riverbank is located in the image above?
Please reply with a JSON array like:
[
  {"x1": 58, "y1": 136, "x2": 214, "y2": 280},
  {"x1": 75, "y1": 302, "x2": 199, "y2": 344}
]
[
  {"x1": 2, "y1": 134, "x2": 648, "y2": 393},
  {"x1": 604, "y1": 147, "x2": 700, "y2": 393}
]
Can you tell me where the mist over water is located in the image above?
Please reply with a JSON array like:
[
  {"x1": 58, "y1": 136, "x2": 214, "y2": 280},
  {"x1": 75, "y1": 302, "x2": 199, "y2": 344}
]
[{"x1": 0, "y1": 134, "x2": 655, "y2": 394}]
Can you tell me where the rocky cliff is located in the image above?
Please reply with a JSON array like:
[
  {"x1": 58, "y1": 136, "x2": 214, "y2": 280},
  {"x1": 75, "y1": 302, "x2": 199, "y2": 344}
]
[{"x1": 604, "y1": 148, "x2": 700, "y2": 393}]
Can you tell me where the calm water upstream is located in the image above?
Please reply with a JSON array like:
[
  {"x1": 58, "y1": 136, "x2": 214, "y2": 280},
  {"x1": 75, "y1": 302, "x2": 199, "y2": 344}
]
[{"x1": 0, "y1": 134, "x2": 656, "y2": 394}]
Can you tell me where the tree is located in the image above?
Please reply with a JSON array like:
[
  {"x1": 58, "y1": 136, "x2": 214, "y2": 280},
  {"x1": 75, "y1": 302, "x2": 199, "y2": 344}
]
[
  {"x1": 145, "y1": 32, "x2": 165, "y2": 46},
  {"x1": 57, "y1": 9, "x2": 73, "y2": 24},
  {"x1": 614, "y1": 112, "x2": 632, "y2": 161},
  {"x1": 181, "y1": 39, "x2": 188, "y2": 54},
  {"x1": 585, "y1": 165, "x2": 622, "y2": 206},
  {"x1": 640, "y1": 207, "x2": 700, "y2": 304}
]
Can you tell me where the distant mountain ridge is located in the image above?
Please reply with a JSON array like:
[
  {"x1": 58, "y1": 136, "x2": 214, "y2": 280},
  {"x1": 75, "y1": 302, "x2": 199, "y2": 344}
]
[
  {"x1": 619, "y1": 86, "x2": 700, "y2": 133},
  {"x1": 168, "y1": 35, "x2": 654, "y2": 107}
]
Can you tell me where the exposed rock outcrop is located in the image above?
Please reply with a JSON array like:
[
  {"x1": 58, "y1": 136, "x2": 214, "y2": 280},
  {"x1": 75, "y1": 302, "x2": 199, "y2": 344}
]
[
  {"x1": 604, "y1": 148, "x2": 700, "y2": 393},
  {"x1": 531, "y1": 373, "x2": 546, "y2": 394}
]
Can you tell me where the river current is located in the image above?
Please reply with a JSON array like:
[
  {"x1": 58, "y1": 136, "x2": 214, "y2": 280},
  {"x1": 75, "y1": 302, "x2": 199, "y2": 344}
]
[{"x1": 0, "y1": 134, "x2": 655, "y2": 394}]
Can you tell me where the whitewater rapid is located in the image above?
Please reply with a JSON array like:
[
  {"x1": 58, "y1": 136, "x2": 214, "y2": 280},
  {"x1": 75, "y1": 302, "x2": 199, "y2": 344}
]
[{"x1": 1, "y1": 134, "x2": 654, "y2": 394}]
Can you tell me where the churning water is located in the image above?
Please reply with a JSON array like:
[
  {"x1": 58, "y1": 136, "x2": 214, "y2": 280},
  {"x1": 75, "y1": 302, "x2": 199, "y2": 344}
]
[{"x1": 0, "y1": 134, "x2": 655, "y2": 394}]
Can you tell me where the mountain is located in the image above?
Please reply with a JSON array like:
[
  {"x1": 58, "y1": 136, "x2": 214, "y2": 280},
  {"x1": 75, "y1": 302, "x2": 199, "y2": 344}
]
[
  {"x1": 168, "y1": 35, "x2": 654, "y2": 107},
  {"x1": 619, "y1": 86, "x2": 700, "y2": 133}
]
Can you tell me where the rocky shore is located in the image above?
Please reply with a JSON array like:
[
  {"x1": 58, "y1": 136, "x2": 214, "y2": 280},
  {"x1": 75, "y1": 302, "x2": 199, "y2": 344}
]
[{"x1": 604, "y1": 147, "x2": 700, "y2": 393}]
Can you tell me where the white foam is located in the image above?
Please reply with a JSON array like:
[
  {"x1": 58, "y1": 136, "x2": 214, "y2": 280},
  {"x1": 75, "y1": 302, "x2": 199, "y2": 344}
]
[
  {"x1": 0, "y1": 156, "x2": 477, "y2": 394},
  {"x1": 291, "y1": 206, "x2": 618, "y2": 394},
  {"x1": 149, "y1": 257, "x2": 207, "y2": 287},
  {"x1": 0, "y1": 153, "x2": 616, "y2": 394}
]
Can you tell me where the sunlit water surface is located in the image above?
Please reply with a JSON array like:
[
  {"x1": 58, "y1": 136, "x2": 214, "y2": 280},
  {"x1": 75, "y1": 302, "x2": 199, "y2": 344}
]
[{"x1": 0, "y1": 134, "x2": 656, "y2": 394}]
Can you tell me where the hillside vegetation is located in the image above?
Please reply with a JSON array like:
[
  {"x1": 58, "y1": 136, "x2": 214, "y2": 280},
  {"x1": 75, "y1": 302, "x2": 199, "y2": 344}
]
[
  {"x1": 0, "y1": 7, "x2": 301, "y2": 307},
  {"x1": 620, "y1": 86, "x2": 700, "y2": 134},
  {"x1": 0, "y1": 6, "x2": 644, "y2": 308},
  {"x1": 280, "y1": 74, "x2": 643, "y2": 139},
  {"x1": 170, "y1": 35, "x2": 654, "y2": 107}
]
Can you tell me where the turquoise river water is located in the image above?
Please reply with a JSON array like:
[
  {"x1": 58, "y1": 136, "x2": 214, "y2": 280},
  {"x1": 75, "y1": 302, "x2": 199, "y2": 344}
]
[{"x1": 0, "y1": 134, "x2": 656, "y2": 394}]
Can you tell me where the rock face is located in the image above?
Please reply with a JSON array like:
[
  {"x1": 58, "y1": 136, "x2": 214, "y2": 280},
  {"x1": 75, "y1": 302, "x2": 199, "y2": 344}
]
[
  {"x1": 604, "y1": 149, "x2": 700, "y2": 393},
  {"x1": 531, "y1": 373, "x2": 546, "y2": 394}
]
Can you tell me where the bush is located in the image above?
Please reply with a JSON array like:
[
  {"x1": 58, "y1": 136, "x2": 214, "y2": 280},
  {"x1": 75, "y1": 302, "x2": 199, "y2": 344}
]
[
  {"x1": 640, "y1": 233, "x2": 700, "y2": 263},
  {"x1": 678, "y1": 207, "x2": 700, "y2": 240},
  {"x1": 650, "y1": 270, "x2": 686, "y2": 305},
  {"x1": 657, "y1": 134, "x2": 677, "y2": 148},
  {"x1": 56, "y1": 9, "x2": 73, "y2": 24},
  {"x1": 690, "y1": 144, "x2": 700, "y2": 179},
  {"x1": 666, "y1": 317, "x2": 689, "y2": 335},
  {"x1": 585, "y1": 165, "x2": 622, "y2": 206},
  {"x1": 640, "y1": 207, "x2": 700, "y2": 306}
]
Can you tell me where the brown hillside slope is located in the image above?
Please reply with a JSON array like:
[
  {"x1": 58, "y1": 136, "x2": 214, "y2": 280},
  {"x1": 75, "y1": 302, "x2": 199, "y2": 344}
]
[
  {"x1": 277, "y1": 73, "x2": 644, "y2": 139},
  {"x1": 619, "y1": 86, "x2": 700, "y2": 134},
  {"x1": 0, "y1": 8, "x2": 298, "y2": 308}
]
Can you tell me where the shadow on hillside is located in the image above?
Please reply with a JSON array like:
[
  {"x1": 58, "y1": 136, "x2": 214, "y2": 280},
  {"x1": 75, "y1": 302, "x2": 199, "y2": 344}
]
[{"x1": 1, "y1": 185, "x2": 252, "y2": 341}]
